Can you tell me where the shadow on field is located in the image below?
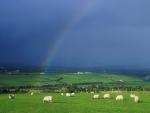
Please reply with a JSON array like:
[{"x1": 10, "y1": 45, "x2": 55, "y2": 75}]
[
  {"x1": 53, "y1": 101, "x2": 67, "y2": 104},
  {"x1": 54, "y1": 101, "x2": 79, "y2": 104},
  {"x1": 139, "y1": 100, "x2": 149, "y2": 103}
]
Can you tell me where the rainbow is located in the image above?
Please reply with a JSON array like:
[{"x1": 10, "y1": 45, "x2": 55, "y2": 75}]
[{"x1": 42, "y1": 0, "x2": 90, "y2": 72}]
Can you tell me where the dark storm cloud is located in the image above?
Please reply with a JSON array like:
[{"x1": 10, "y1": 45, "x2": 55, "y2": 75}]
[
  {"x1": 0, "y1": 0, "x2": 150, "y2": 69},
  {"x1": 0, "y1": 0, "x2": 82, "y2": 66}
]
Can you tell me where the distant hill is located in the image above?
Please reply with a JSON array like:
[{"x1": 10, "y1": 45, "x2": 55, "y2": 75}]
[
  {"x1": 0, "y1": 72, "x2": 149, "y2": 88},
  {"x1": 1, "y1": 66, "x2": 150, "y2": 77}
]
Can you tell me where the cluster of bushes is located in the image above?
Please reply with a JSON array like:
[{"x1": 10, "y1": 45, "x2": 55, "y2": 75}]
[{"x1": 0, "y1": 82, "x2": 149, "y2": 94}]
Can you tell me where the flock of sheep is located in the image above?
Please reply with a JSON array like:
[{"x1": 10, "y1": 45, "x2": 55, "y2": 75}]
[
  {"x1": 8, "y1": 91, "x2": 140, "y2": 104},
  {"x1": 43, "y1": 92, "x2": 75, "y2": 103},
  {"x1": 92, "y1": 92, "x2": 140, "y2": 103}
]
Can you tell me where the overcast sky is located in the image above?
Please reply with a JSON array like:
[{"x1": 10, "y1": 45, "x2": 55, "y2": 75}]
[{"x1": 0, "y1": 0, "x2": 150, "y2": 69}]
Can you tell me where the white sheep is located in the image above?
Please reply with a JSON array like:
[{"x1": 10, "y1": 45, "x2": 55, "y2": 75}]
[
  {"x1": 134, "y1": 96, "x2": 140, "y2": 103},
  {"x1": 90, "y1": 91, "x2": 94, "y2": 94},
  {"x1": 130, "y1": 94, "x2": 135, "y2": 98},
  {"x1": 103, "y1": 94, "x2": 111, "y2": 99},
  {"x1": 66, "y1": 93, "x2": 71, "y2": 97},
  {"x1": 31, "y1": 92, "x2": 34, "y2": 96},
  {"x1": 8, "y1": 94, "x2": 15, "y2": 99},
  {"x1": 116, "y1": 95, "x2": 123, "y2": 101},
  {"x1": 93, "y1": 94, "x2": 99, "y2": 99},
  {"x1": 61, "y1": 93, "x2": 64, "y2": 96},
  {"x1": 43, "y1": 96, "x2": 53, "y2": 103},
  {"x1": 70, "y1": 93, "x2": 75, "y2": 96}
]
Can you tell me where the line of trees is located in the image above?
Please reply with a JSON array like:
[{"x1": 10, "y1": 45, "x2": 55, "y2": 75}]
[{"x1": 0, "y1": 83, "x2": 149, "y2": 93}]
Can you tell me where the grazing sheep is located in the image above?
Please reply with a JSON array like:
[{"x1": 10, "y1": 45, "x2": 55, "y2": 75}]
[
  {"x1": 43, "y1": 96, "x2": 53, "y2": 103},
  {"x1": 8, "y1": 94, "x2": 15, "y2": 99},
  {"x1": 130, "y1": 94, "x2": 135, "y2": 98},
  {"x1": 61, "y1": 93, "x2": 64, "y2": 96},
  {"x1": 103, "y1": 94, "x2": 111, "y2": 99},
  {"x1": 66, "y1": 93, "x2": 71, "y2": 97},
  {"x1": 31, "y1": 92, "x2": 34, "y2": 96},
  {"x1": 116, "y1": 95, "x2": 123, "y2": 101},
  {"x1": 93, "y1": 94, "x2": 99, "y2": 99},
  {"x1": 70, "y1": 93, "x2": 75, "y2": 96},
  {"x1": 8, "y1": 94, "x2": 12, "y2": 99},
  {"x1": 134, "y1": 96, "x2": 140, "y2": 103},
  {"x1": 90, "y1": 91, "x2": 94, "y2": 94}
]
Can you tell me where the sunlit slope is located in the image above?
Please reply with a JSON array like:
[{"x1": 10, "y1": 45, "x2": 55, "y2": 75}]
[{"x1": 0, "y1": 73, "x2": 149, "y2": 87}]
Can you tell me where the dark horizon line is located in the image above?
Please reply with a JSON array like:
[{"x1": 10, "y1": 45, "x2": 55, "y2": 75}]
[{"x1": 0, "y1": 65, "x2": 150, "y2": 76}]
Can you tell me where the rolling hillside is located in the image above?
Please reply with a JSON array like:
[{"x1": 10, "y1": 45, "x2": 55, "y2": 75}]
[{"x1": 0, "y1": 72, "x2": 149, "y2": 88}]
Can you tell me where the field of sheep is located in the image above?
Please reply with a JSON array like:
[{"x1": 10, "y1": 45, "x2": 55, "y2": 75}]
[{"x1": 0, "y1": 91, "x2": 150, "y2": 113}]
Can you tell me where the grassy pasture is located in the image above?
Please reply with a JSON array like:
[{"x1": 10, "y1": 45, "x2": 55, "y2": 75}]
[
  {"x1": 0, "y1": 73, "x2": 149, "y2": 87},
  {"x1": 0, "y1": 92, "x2": 150, "y2": 113}
]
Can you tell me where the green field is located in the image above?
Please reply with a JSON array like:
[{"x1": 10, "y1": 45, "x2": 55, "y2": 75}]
[
  {"x1": 0, "y1": 92, "x2": 150, "y2": 113},
  {"x1": 0, "y1": 73, "x2": 150, "y2": 113},
  {"x1": 0, "y1": 72, "x2": 149, "y2": 88}
]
